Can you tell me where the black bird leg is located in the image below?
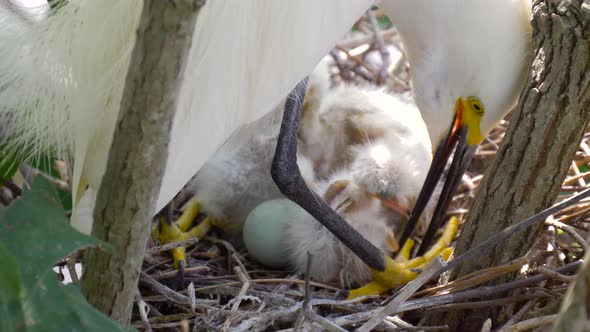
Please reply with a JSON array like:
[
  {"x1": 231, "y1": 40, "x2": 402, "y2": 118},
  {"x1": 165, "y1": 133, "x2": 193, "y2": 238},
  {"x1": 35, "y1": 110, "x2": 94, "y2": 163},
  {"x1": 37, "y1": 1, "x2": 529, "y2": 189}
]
[{"x1": 271, "y1": 78, "x2": 386, "y2": 272}]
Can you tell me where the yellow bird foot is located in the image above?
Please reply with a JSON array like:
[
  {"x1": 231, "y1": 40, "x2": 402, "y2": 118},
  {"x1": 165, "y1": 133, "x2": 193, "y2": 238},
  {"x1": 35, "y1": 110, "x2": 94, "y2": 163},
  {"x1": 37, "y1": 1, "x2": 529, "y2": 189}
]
[
  {"x1": 347, "y1": 217, "x2": 458, "y2": 300},
  {"x1": 152, "y1": 198, "x2": 213, "y2": 269}
]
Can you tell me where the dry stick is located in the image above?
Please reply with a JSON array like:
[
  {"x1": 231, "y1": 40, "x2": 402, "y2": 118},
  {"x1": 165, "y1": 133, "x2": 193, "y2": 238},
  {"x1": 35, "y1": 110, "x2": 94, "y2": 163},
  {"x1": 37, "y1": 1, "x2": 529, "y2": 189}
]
[
  {"x1": 428, "y1": 293, "x2": 549, "y2": 313},
  {"x1": 302, "y1": 253, "x2": 347, "y2": 332},
  {"x1": 140, "y1": 271, "x2": 190, "y2": 305},
  {"x1": 545, "y1": 217, "x2": 590, "y2": 254},
  {"x1": 501, "y1": 300, "x2": 537, "y2": 330},
  {"x1": 500, "y1": 227, "x2": 558, "y2": 329},
  {"x1": 192, "y1": 278, "x2": 338, "y2": 293},
  {"x1": 222, "y1": 265, "x2": 252, "y2": 330},
  {"x1": 557, "y1": 204, "x2": 590, "y2": 222},
  {"x1": 385, "y1": 316, "x2": 448, "y2": 331},
  {"x1": 416, "y1": 256, "x2": 528, "y2": 296},
  {"x1": 335, "y1": 45, "x2": 377, "y2": 82},
  {"x1": 571, "y1": 161, "x2": 587, "y2": 187},
  {"x1": 337, "y1": 28, "x2": 398, "y2": 49},
  {"x1": 151, "y1": 266, "x2": 208, "y2": 281},
  {"x1": 366, "y1": 9, "x2": 390, "y2": 85},
  {"x1": 433, "y1": 187, "x2": 590, "y2": 280},
  {"x1": 537, "y1": 266, "x2": 577, "y2": 282},
  {"x1": 328, "y1": 261, "x2": 581, "y2": 328},
  {"x1": 330, "y1": 49, "x2": 355, "y2": 82},
  {"x1": 147, "y1": 238, "x2": 199, "y2": 254},
  {"x1": 358, "y1": 257, "x2": 446, "y2": 332},
  {"x1": 135, "y1": 288, "x2": 153, "y2": 332},
  {"x1": 497, "y1": 314, "x2": 557, "y2": 332}
]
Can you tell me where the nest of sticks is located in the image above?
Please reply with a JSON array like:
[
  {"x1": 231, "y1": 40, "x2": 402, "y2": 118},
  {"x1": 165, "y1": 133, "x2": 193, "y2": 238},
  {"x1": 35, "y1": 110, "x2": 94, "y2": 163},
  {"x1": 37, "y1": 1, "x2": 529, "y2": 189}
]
[{"x1": 1, "y1": 8, "x2": 588, "y2": 332}]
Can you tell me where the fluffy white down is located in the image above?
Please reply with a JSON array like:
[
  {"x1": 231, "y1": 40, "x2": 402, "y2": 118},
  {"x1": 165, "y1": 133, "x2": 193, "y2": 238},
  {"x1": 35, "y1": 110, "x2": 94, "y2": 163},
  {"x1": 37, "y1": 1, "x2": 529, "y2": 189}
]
[
  {"x1": 284, "y1": 170, "x2": 393, "y2": 288},
  {"x1": 299, "y1": 84, "x2": 432, "y2": 185}
]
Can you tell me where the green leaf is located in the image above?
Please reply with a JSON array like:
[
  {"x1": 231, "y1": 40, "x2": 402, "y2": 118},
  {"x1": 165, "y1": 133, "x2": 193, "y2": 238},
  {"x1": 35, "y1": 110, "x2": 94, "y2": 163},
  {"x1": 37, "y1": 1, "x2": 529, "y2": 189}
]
[
  {"x1": 0, "y1": 244, "x2": 25, "y2": 332},
  {"x1": 376, "y1": 15, "x2": 392, "y2": 30},
  {"x1": 0, "y1": 177, "x2": 124, "y2": 332},
  {"x1": 0, "y1": 141, "x2": 30, "y2": 186}
]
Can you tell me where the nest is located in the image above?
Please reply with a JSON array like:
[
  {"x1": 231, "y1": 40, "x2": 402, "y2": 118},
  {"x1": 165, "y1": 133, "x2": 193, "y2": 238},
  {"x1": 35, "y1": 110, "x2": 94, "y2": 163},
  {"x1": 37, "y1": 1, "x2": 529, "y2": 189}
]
[{"x1": 2, "y1": 8, "x2": 588, "y2": 332}]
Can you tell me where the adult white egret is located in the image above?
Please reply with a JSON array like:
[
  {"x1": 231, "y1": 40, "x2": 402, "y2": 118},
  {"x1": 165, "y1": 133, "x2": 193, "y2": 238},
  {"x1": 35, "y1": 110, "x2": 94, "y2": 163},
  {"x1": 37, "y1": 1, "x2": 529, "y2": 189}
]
[
  {"x1": 271, "y1": 0, "x2": 531, "y2": 296},
  {"x1": 0, "y1": 0, "x2": 374, "y2": 233},
  {"x1": 381, "y1": 0, "x2": 532, "y2": 252},
  {"x1": 0, "y1": 0, "x2": 531, "y2": 298}
]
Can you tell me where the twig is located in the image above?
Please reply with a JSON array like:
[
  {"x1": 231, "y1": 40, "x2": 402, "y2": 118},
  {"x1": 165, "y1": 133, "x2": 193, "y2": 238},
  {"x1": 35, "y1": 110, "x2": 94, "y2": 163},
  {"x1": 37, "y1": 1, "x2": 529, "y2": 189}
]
[
  {"x1": 222, "y1": 263, "x2": 253, "y2": 330},
  {"x1": 192, "y1": 278, "x2": 338, "y2": 293},
  {"x1": 571, "y1": 161, "x2": 587, "y2": 187},
  {"x1": 537, "y1": 266, "x2": 577, "y2": 282},
  {"x1": 135, "y1": 288, "x2": 153, "y2": 332},
  {"x1": 428, "y1": 293, "x2": 549, "y2": 313},
  {"x1": 417, "y1": 256, "x2": 528, "y2": 296},
  {"x1": 330, "y1": 49, "x2": 355, "y2": 82},
  {"x1": 499, "y1": 300, "x2": 536, "y2": 330},
  {"x1": 545, "y1": 217, "x2": 589, "y2": 254},
  {"x1": 140, "y1": 271, "x2": 191, "y2": 305},
  {"x1": 385, "y1": 316, "x2": 448, "y2": 331},
  {"x1": 437, "y1": 187, "x2": 590, "y2": 278},
  {"x1": 496, "y1": 314, "x2": 557, "y2": 332},
  {"x1": 150, "y1": 265, "x2": 208, "y2": 281},
  {"x1": 337, "y1": 28, "x2": 398, "y2": 49},
  {"x1": 147, "y1": 238, "x2": 199, "y2": 254},
  {"x1": 366, "y1": 9, "x2": 390, "y2": 85},
  {"x1": 335, "y1": 45, "x2": 377, "y2": 82},
  {"x1": 327, "y1": 261, "x2": 581, "y2": 328},
  {"x1": 358, "y1": 256, "x2": 445, "y2": 332},
  {"x1": 301, "y1": 253, "x2": 347, "y2": 332}
]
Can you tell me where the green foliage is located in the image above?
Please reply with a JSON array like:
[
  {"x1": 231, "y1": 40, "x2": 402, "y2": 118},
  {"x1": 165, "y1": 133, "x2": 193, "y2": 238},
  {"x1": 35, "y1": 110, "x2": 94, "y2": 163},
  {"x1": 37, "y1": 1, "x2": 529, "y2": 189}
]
[
  {"x1": 376, "y1": 15, "x2": 392, "y2": 30},
  {"x1": 0, "y1": 177, "x2": 124, "y2": 332},
  {"x1": 0, "y1": 142, "x2": 29, "y2": 187},
  {"x1": 0, "y1": 140, "x2": 72, "y2": 210}
]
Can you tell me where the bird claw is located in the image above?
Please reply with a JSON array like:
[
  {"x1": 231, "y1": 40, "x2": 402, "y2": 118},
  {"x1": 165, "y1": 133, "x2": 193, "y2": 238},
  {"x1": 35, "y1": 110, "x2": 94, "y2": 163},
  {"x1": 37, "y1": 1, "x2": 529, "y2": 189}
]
[
  {"x1": 152, "y1": 198, "x2": 212, "y2": 269},
  {"x1": 347, "y1": 217, "x2": 458, "y2": 300}
]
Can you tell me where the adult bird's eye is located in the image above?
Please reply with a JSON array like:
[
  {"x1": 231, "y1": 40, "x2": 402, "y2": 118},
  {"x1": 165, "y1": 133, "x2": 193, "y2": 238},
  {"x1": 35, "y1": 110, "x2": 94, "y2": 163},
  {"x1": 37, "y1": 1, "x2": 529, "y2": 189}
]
[{"x1": 473, "y1": 103, "x2": 481, "y2": 111}]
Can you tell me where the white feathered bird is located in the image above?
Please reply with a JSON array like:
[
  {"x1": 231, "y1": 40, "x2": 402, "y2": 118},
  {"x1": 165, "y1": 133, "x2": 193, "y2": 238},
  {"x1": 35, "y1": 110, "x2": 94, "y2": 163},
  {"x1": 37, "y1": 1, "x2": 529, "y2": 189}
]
[
  {"x1": 381, "y1": 0, "x2": 532, "y2": 249},
  {"x1": 0, "y1": 0, "x2": 375, "y2": 234},
  {"x1": 0, "y1": 0, "x2": 531, "y2": 295}
]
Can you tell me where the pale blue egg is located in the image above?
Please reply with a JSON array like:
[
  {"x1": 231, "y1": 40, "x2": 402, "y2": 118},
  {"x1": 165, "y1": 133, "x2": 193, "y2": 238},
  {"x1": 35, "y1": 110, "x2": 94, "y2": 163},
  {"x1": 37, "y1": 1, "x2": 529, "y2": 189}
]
[{"x1": 243, "y1": 198, "x2": 303, "y2": 268}]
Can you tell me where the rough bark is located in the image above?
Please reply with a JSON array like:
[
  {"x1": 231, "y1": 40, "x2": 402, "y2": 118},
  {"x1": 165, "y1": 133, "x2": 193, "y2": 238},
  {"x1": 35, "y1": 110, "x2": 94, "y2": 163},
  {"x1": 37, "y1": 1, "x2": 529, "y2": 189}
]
[
  {"x1": 430, "y1": 1, "x2": 590, "y2": 330},
  {"x1": 81, "y1": 0, "x2": 205, "y2": 325}
]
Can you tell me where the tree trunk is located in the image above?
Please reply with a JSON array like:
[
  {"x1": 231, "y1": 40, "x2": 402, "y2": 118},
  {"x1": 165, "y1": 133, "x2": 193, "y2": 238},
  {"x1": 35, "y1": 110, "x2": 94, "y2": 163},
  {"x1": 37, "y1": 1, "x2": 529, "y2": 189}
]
[
  {"x1": 81, "y1": 0, "x2": 205, "y2": 325},
  {"x1": 430, "y1": 1, "x2": 590, "y2": 330}
]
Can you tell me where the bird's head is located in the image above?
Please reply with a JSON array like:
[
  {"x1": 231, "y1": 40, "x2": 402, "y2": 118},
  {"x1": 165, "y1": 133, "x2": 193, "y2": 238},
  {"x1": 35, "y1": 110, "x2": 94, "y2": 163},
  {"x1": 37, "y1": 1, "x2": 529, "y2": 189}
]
[{"x1": 456, "y1": 96, "x2": 485, "y2": 146}]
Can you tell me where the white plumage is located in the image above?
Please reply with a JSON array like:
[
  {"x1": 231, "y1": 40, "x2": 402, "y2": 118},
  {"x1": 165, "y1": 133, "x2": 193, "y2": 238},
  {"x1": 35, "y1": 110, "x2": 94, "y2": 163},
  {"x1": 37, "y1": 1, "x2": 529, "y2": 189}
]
[
  {"x1": 284, "y1": 169, "x2": 394, "y2": 288},
  {"x1": 381, "y1": 0, "x2": 532, "y2": 144},
  {"x1": 0, "y1": 0, "x2": 374, "y2": 233}
]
